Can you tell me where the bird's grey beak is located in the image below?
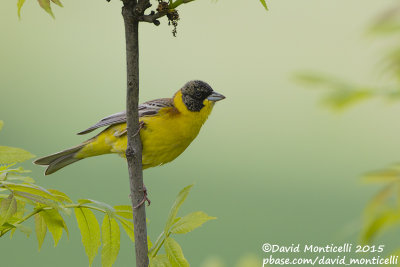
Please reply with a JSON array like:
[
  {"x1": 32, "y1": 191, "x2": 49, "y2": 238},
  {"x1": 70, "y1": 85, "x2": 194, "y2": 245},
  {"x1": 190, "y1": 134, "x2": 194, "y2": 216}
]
[{"x1": 207, "y1": 91, "x2": 226, "y2": 102}]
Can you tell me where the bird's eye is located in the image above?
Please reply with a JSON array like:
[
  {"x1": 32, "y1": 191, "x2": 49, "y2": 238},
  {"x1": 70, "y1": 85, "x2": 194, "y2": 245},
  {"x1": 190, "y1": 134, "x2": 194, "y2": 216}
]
[{"x1": 194, "y1": 92, "x2": 202, "y2": 98}]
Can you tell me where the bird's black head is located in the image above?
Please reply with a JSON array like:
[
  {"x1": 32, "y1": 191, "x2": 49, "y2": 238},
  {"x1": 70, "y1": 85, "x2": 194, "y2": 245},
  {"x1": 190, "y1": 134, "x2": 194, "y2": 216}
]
[{"x1": 181, "y1": 80, "x2": 225, "y2": 112}]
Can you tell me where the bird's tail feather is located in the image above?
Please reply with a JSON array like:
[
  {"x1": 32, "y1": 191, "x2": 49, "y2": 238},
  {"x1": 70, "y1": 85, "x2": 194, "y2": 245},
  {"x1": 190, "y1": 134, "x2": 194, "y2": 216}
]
[{"x1": 34, "y1": 144, "x2": 85, "y2": 175}]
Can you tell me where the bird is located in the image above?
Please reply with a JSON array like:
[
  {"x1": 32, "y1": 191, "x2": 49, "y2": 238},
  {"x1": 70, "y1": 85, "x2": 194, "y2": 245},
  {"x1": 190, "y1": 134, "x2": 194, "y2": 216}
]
[{"x1": 34, "y1": 80, "x2": 225, "y2": 176}]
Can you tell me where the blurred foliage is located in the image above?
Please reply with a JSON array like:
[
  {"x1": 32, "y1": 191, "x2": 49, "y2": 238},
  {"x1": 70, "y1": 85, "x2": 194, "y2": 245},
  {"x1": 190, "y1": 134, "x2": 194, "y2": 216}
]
[
  {"x1": 0, "y1": 121, "x2": 215, "y2": 267},
  {"x1": 294, "y1": 2, "x2": 400, "y2": 258},
  {"x1": 369, "y1": 5, "x2": 400, "y2": 37},
  {"x1": 361, "y1": 164, "x2": 400, "y2": 244},
  {"x1": 200, "y1": 254, "x2": 261, "y2": 267},
  {"x1": 294, "y1": 72, "x2": 373, "y2": 110},
  {"x1": 259, "y1": 0, "x2": 268, "y2": 11},
  {"x1": 295, "y1": 3, "x2": 400, "y2": 111}
]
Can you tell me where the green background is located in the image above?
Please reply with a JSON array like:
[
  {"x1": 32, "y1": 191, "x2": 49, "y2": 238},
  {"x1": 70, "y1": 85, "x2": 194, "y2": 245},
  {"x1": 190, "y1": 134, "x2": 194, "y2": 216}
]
[{"x1": 1, "y1": 0, "x2": 399, "y2": 266}]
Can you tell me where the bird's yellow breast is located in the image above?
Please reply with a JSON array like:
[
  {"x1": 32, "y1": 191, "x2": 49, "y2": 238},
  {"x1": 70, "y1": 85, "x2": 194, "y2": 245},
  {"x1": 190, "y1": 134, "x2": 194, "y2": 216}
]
[{"x1": 76, "y1": 91, "x2": 215, "y2": 169}]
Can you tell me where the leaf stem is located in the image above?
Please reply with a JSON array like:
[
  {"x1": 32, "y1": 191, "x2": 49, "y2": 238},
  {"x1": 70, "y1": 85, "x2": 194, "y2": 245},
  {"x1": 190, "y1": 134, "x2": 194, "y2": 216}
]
[
  {"x1": 169, "y1": 0, "x2": 195, "y2": 9},
  {"x1": 0, "y1": 202, "x2": 108, "y2": 237},
  {"x1": 148, "y1": 230, "x2": 172, "y2": 259}
]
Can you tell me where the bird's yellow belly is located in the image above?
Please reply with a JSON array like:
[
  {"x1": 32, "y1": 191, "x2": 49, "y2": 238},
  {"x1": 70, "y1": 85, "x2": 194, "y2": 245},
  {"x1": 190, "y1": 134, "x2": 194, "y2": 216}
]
[
  {"x1": 76, "y1": 114, "x2": 203, "y2": 169},
  {"x1": 141, "y1": 114, "x2": 202, "y2": 168}
]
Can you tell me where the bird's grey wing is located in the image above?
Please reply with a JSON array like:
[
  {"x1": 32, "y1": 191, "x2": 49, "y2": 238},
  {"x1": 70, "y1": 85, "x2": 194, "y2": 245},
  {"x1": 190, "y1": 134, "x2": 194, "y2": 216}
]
[
  {"x1": 77, "y1": 98, "x2": 174, "y2": 135},
  {"x1": 77, "y1": 111, "x2": 127, "y2": 135},
  {"x1": 138, "y1": 98, "x2": 174, "y2": 117}
]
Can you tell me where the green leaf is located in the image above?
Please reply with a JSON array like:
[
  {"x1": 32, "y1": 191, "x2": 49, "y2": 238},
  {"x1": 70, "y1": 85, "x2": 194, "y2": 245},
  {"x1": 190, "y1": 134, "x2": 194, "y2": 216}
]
[
  {"x1": 170, "y1": 211, "x2": 216, "y2": 234},
  {"x1": 114, "y1": 205, "x2": 132, "y2": 211},
  {"x1": 0, "y1": 222, "x2": 16, "y2": 232},
  {"x1": 78, "y1": 199, "x2": 93, "y2": 204},
  {"x1": 4, "y1": 221, "x2": 31, "y2": 237},
  {"x1": 259, "y1": 0, "x2": 268, "y2": 11},
  {"x1": 235, "y1": 254, "x2": 261, "y2": 267},
  {"x1": 323, "y1": 89, "x2": 372, "y2": 110},
  {"x1": 7, "y1": 175, "x2": 35, "y2": 183},
  {"x1": 80, "y1": 199, "x2": 115, "y2": 216},
  {"x1": 0, "y1": 166, "x2": 30, "y2": 178},
  {"x1": 0, "y1": 120, "x2": 3, "y2": 131},
  {"x1": 364, "y1": 184, "x2": 394, "y2": 219},
  {"x1": 294, "y1": 72, "x2": 373, "y2": 110},
  {"x1": 150, "y1": 254, "x2": 172, "y2": 267},
  {"x1": 149, "y1": 231, "x2": 166, "y2": 258},
  {"x1": 0, "y1": 194, "x2": 17, "y2": 226},
  {"x1": 165, "y1": 185, "x2": 193, "y2": 232},
  {"x1": 114, "y1": 205, "x2": 132, "y2": 220},
  {"x1": 200, "y1": 257, "x2": 225, "y2": 267},
  {"x1": 48, "y1": 189, "x2": 72, "y2": 203},
  {"x1": 3, "y1": 182, "x2": 60, "y2": 203},
  {"x1": 116, "y1": 217, "x2": 134, "y2": 243},
  {"x1": 37, "y1": 0, "x2": 55, "y2": 18},
  {"x1": 361, "y1": 209, "x2": 400, "y2": 243},
  {"x1": 294, "y1": 72, "x2": 348, "y2": 89},
  {"x1": 50, "y1": 0, "x2": 63, "y2": 7},
  {"x1": 101, "y1": 214, "x2": 120, "y2": 267},
  {"x1": 34, "y1": 213, "x2": 47, "y2": 251},
  {"x1": 13, "y1": 222, "x2": 32, "y2": 237},
  {"x1": 17, "y1": 0, "x2": 26, "y2": 18},
  {"x1": 363, "y1": 169, "x2": 400, "y2": 184},
  {"x1": 0, "y1": 146, "x2": 35, "y2": 164},
  {"x1": 75, "y1": 207, "x2": 101, "y2": 266},
  {"x1": 13, "y1": 199, "x2": 26, "y2": 219},
  {"x1": 3, "y1": 166, "x2": 30, "y2": 174},
  {"x1": 41, "y1": 208, "x2": 68, "y2": 246},
  {"x1": 148, "y1": 236, "x2": 153, "y2": 250},
  {"x1": 169, "y1": 0, "x2": 195, "y2": 9},
  {"x1": 164, "y1": 237, "x2": 189, "y2": 267},
  {"x1": 0, "y1": 194, "x2": 9, "y2": 199},
  {"x1": 14, "y1": 191, "x2": 56, "y2": 208}
]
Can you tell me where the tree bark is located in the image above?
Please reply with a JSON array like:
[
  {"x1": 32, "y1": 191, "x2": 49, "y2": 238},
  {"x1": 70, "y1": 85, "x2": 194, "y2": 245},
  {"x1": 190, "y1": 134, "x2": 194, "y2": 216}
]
[{"x1": 122, "y1": 0, "x2": 149, "y2": 266}]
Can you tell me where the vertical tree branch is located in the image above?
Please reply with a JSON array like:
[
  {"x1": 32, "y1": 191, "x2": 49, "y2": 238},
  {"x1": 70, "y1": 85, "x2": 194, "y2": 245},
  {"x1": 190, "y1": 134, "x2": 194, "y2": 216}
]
[
  {"x1": 121, "y1": 0, "x2": 196, "y2": 266},
  {"x1": 122, "y1": 0, "x2": 149, "y2": 266}
]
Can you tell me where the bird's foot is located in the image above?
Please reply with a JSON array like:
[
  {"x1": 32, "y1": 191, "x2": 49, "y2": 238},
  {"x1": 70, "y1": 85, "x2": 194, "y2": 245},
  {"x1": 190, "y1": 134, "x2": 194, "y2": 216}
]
[{"x1": 133, "y1": 184, "x2": 151, "y2": 209}]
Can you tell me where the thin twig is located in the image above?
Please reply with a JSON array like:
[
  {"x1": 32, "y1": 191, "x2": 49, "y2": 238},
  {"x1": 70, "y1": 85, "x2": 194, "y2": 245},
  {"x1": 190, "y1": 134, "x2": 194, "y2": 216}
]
[
  {"x1": 138, "y1": 0, "x2": 194, "y2": 25},
  {"x1": 138, "y1": 11, "x2": 167, "y2": 25}
]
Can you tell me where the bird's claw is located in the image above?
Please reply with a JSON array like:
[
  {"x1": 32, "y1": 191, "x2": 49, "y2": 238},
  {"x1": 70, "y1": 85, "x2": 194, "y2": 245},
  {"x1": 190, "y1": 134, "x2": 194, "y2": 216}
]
[{"x1": 133, "y1": 185, "x2": 151, "y2": 209}]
